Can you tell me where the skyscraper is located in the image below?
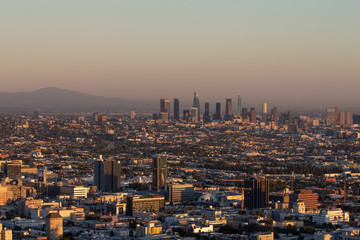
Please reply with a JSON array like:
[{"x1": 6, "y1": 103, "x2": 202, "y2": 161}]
[
  {"x1": 262, "y1": 102, "x2": 267, "y2": 122},
  {"x1": 335, "y1": 106, "x2": 339, "y2": 124},
  {"x1": 346, "y1": 112, "x2": 353, "y2": 125},
  {"x1": 190, "y1": 107, "x2": 198, "y2": 122},
  {"x1": 192, "y1": 91, "x2": 200, "y2": 121},
  {"x1": 242, "y1": 108, "x2": 248, "y2": 121},
  {"x1": 250, "y1": 108, "x2": 256, "y2": 123},
  {"x1": 237, "y1": 95, "x2": 241, "y2": 118},
  {"x1": 174, "y1": 98, "x2": 179, "y2": 121},
  {"x1": 225, "y1": 98, "x2": 233, "y2": 121},
  {"x1": 94, "y1": 159, "x2": 105, "y2": 191},
  {"x1": 244, "y1": 177, "x2": 269, "y2": 209},
  {"x1": 160, "y1": 98, "x2": 170, "y2": 120},
  {"x1": 215, "y1": 102, "x2": 222, "y2": 120},
  {"x1": 326, "y1": 108, "x2": 336, "y2": 126},
  {"x1": 272, "y1": 107, "x2": 279, "y2": 124},
  {"x1": 153, "y1": 155, "x2": 167, "y2": 192},
  {"x1": 204, "y1": 102, "x2": 210, "y2": 123},
  {"x1": 104, "y1": 159, "x2": 122, "y2": 192}
]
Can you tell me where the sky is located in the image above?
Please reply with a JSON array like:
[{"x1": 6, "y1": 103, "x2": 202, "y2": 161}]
[{"x1": 0, "y1": 1, "x2": 359, "y2": 108}]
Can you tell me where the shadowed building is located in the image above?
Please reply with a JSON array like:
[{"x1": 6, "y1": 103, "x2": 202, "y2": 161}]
[
  {"x1": 104, "y1": 159, "x2": 122, "y2": 192},
  {"x1": 214, "y1": 102, "x2": 222, "y2": 121},
  {"x1": 173, "y1": 98, "x2": 179, "y2": 121},
  {"x1": 204, "y1": 102, "x2": 210, "y2": 122},
  {"x1": 244, "y1": 178, "x2": 269, "y2": 209}
]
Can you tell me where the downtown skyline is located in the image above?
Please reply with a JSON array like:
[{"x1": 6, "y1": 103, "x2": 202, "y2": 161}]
[{"x1": 0, "y1": 1, "x2": 359, "y2": 108}]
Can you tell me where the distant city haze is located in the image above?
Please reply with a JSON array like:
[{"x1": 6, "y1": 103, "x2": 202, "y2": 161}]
[{"x1": 1, "y1": 1, "x2": 359, "y2": 108}]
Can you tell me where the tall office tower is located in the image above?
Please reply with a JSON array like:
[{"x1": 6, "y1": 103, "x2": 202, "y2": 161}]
[
  {"x1": 346, "y1": 112, "x2": 353, "y2": 125},
  {"x1": 262, "y1": 102, "x2": 268, "y2": 122},
  {"x1": 242, "y1": 108, "x2": 248, "y2": 121},
  {"x1": 160, "y1": 98, "x2": 170, "y2": 119},
  {"x1": 273, "y1": 107, "x2": 279, "y2": 124},
  {"x1": 339, "y1": 112, "x2": 346, "y2": 125},
  {"x1": 94, "y1": 159, "x2": 105, "y2": 191},
  {"x1": 204, "y1": 102, "x2": 211, "y2": 122},
  {"x1": 153, "y1": 155, "x2": 167, "y2": 192},
  {"x1": 104, "y1": 159, "x2": 122, "y2": 192},
  {"x1": 192, "y1": 91, "x2": 201, "y2": 121},
  {"x1": 244, "y1": 177, "x2": 269, "y2": 209},
  {"x1": 225, "y1": 98, "x2": 233, "y2": 121},
  {"x1": 215, "y1": 102, "x2": 222, "y2": 120},
  {"x1": 326, "y1": 108, "x2": 336, "y2": 126},
  {"x1": 287, "y1": 110, "x2": 293, "y2": 124},
  {"x1": 5, "y1": 163, "x2": 21, "y2": 180},
  {"x1": 335, "y1": 106, "x2": 339, "y2": 124},
  {"x1": 237, "y1": 95, "x2": 242, "y2": 117},
  {"x1": 190, "y1": 107, "x2": 199, "y2": 122},
  {"x1": 173, "y1": 98, "x2": 180, "y2": 121},
  {"x1": 46, "y1": 213, "x2": 63, "y2": 240},
  {"x1": 250, "y1": 108, "x2": 257, "y2": 123}
]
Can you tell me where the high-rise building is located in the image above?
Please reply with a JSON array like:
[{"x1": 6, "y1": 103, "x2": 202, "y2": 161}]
[
  {"x1": 335, "y1": 106, "x2": 339, "y2": 124},
  {"x1": 204, "y1": 102, "x2": 211, "y2": 123},
  {"x1": 190, "y1": 107, "x2": 199, "y2": 122},
  {"x1": 173, "y1": 98, "x2": 179, "y2": 121},
  {"x1": 244, "y1": 178, "x2": 269, "y2": 209},
  {"x1": 130, "y1": 111, "x2": 135, "y2": 120},
  {"x1": 5, "y1": 163, "x2": 21, "y2": 180},
  {"x1": 346, "y1": 112, "x2": 353, "y2": 125},
  {"x1": 250, "y1": 108, "x2": 257, "y2": 123},
  {"x1": 94, "y1": 159, "x2": 105, "y2": 191},
  {"x1": 215, "y1": 102, "x2": 222, "y2": 121},
  {"x1": 46, "y1": 213, "x2": 63, "y2": 240},
  {"x1": 339, "y1": 112, "x2": 346, "y2": 125},
  {"x1": 287, "y1": 110, "x2": 293, "y2": 125},
  {"x1": 104, "y1": 159, "x2": 122, "y2": 192},
  {"x1": 152, "y1": 155, "x2": 167, "y2": 192},
  {"x1": 192, "y1": 91, "x2": 200, "y2": 121},
  {"x1": 160, "y1": 98, "x2": 170, "y2": 119},
  {"x1": 326, "y1": 108, "x2": 336, "y2": 126},
  {"x1": 183, "y1": 110, "x2": 190, "y2": 122},
  {"x1": 242, "y1": 108, "x2": 248, "y2": 121},
  {"x1": 225, "y1": 98, "x2": 233, "y2": 121},
  {"x1": 273, "y1": 107, "x2": 279, "y2": 124},
  {"x1": 262, "y1": 103, "x2": 267, "y2": 122},
  {"x1": 237, "y1": 95, "x2": 242, "y2": 118}
]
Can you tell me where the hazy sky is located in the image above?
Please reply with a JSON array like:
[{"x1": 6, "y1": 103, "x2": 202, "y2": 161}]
[{"x1": 1, "y1": 1, "x2": 359, "y2": 108}]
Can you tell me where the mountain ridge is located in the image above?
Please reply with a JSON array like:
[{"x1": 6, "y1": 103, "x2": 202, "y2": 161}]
[{"x1": 0, "y1": 87, "x2": 158, "y2": 112}]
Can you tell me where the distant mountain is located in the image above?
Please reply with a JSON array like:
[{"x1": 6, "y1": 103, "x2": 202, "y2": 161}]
[{"x1": 0, "y1": 87, "x2": 158, "y2": 112}]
